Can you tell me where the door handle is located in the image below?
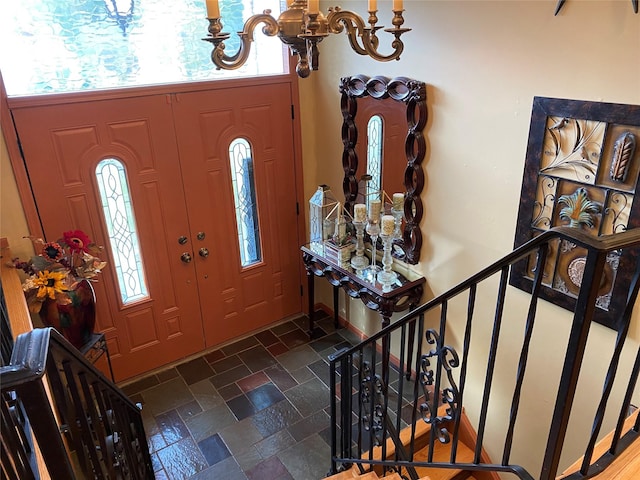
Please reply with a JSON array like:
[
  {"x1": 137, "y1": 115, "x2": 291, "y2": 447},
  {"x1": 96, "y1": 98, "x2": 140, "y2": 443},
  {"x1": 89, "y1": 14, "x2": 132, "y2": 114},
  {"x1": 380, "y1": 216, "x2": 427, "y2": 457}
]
[
  {"x1": 199, "y1": 248, "x2": 209, "y2": 258},
  {"x1": 180, "y1": 252, "x2": 192, "y2": 263}
]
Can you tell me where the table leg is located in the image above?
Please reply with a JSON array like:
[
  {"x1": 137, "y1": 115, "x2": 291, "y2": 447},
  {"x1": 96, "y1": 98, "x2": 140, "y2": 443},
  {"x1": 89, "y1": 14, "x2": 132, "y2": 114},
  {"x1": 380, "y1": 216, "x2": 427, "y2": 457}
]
[
  {"x1": 381, "y1": 319, "x2": 391, "y2": 402},
  {"x1": 105, "y1": 344, "x2": 116, "y2": 383},
  {"x1": 406, "y1": 319, "x2": 416, "y2": 380},
  {"x1": 307, "y1": 271, "x2": 315, "y2": 337},
  {"x1": 406, "y1": 303, "x2": 417, "y2": 380},
  {"x1": 333, "y1": 285, "x2": 340, "y2": 329}
]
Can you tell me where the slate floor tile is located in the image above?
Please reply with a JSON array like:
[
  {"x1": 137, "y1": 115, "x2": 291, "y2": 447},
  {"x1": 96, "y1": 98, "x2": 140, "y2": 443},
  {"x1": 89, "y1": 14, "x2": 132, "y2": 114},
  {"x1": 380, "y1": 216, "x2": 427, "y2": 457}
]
[
  {"x1": 264, "y1": 364, "x2": 297, "y2": 392},
  {"x1": 156, "y1": 437, "x2": 208, "y2": 479},
  {"x1": 237, "y1": 345, "x2": 278, "y2": 373},
  {"x1": 184, "y1": 404, "x2": 237, "y2": 442},
  {"x1": 218, "y1": 418, "x2": 264, "y2": 456},
  {"x1": 279, "y1": 328, "x2": 311, "y2": 349},
  {"x1": 287, "y1": 409, "x2": 330, "y2": 442},
  {"x1": 277, "y1": 434, "x2": 330, "y2": 480},
  {"x1": 198, "y1": 433, "x2": 231, "y2": 466},
  {"x1": 267, "y1": 342, "x2": 289, "y2": 357},
  {"x1": 210, "y1": 364, "x2": 252, "y2": 389},
  {"x1": 284, "y1": 377, "x2": 330, "y2": 418},
  {"x1": 277, "y1": 345, "x2": 322, "y2": 373},
  {"x1": 245, "y1": 455, "x2": 293, "y2": 480},
  {"x1": 190, "y1": 457, "x2": 248, "y2": 480},
  {"x1": 142, "y1": 377, "x2": 195, "y2": 416},
  {"x1": 251, "y1": 400, "x2": 303, "y2": 437},
  {"x1": 253, "y1": 429, "x2": 296, "y2": 459},
  {"x1": 255, "y1": 329, "x2": 279, "y2": 347},
  {"x1": 227, "y1": 394, "x2": 258, "y2": 421},
  {"x1": 176, "y1": 357, "x2": 214, "y2": 385},
  {"x1": 270, "y1": 321, "x2": 298, "y2": 336},
  {"x1": 221, "y1": 336, "x2": 260, "y2": 356},
  {"x1": 218, "y1": 383, "x2": 243, "y2": 401},
  {"x1": 237, "y1": 371, "x2": 269, "y2": 393},
  {"x1": 210, "y1": 355, "x2": 243, "y2": 374},
  {"x1": 156, "y1": 409, "x2": 190, "y2": 445},
  {"x1": 246, "y1": 383, "x2": 285, "y2": 411},
  {"x1": 140, "y1": 318, "x2": 360, "y2": 480}
]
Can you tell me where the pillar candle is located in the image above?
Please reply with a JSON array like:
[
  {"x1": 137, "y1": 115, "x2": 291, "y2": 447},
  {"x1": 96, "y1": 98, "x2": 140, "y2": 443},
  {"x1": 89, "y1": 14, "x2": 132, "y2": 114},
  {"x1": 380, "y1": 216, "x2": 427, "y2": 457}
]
[
  {"x1": 369, "y1": 199, "x2": 382, "y2": 222},
  {"x1": 392, "y1": 193, "x2": 404, "y2": 210},
  {"x1": 308, "y1": 0, "x2": 319, "y2": 14},
  {"x1": 381, "y1": 215, "x2": 395, "y2": 236},
  {"x1": 393, "y1": 0, "x2": 403, "y2": 10},
  {"x1": 206, "y1": 0, "x2": 220, "y2": 18},
  {"x1": 368, "y1": 0, "x2": 377, "y2": 11},
  {"x1": 354, "y1": 203, "x2": 367, "y2": 223}
]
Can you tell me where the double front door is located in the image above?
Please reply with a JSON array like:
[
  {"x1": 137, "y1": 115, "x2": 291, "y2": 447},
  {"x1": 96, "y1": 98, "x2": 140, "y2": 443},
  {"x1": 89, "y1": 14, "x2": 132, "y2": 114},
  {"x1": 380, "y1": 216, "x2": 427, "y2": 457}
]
[{"x1": 11, "y1": 81, "x2": 302, "y2": 380}]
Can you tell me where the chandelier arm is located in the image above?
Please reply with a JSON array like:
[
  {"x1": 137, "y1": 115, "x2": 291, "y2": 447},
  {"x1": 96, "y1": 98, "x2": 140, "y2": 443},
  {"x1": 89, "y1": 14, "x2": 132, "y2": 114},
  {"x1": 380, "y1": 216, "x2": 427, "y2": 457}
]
[
  {"x1": 326, "y1": 10, "x2": 369, "y2": 56},
  {"x1": 327, "y1": 9, "x2": 409, "y2": 62},
  {"x1": 205, "y1": 13, "x2": 279, "y2": 71}
]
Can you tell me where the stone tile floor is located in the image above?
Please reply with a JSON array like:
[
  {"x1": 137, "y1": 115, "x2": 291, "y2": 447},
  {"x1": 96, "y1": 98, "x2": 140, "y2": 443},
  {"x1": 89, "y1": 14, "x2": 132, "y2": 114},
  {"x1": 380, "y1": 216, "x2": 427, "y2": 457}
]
[{"x1": 121, "y1": 311, "x2": 362, "y2": 480}]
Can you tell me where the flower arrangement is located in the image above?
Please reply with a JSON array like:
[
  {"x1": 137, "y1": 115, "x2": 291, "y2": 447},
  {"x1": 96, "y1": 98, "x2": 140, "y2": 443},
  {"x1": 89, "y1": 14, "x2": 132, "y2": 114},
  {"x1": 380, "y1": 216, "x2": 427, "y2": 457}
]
[{"x1": 11, "y1": 230, "x2": 107, "y2": 314}]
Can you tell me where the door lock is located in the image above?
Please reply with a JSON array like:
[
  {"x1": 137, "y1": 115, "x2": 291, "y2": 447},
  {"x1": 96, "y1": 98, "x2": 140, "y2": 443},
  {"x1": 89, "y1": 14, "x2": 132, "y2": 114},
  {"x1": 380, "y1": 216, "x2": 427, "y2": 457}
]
[
  {"x1": 180, "y1": 252, "x2": 192, "y2": 263},
  {"x1": 199, "y1": 248, "x2": 209, "y2": 258}
]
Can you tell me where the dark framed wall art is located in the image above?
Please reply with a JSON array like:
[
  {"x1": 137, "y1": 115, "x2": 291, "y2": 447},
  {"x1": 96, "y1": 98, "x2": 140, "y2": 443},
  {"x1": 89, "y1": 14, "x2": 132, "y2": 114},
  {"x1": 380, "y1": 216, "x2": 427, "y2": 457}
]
[{"x1": 511, "y1": 96, "x2": 640, "y2": 329}]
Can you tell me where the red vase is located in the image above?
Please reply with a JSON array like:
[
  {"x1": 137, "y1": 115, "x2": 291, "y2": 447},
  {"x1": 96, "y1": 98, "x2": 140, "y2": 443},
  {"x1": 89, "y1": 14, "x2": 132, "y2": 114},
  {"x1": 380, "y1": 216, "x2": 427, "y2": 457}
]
[{"x1": 39, "y1": 279, "x2": 96, "y2": 349}]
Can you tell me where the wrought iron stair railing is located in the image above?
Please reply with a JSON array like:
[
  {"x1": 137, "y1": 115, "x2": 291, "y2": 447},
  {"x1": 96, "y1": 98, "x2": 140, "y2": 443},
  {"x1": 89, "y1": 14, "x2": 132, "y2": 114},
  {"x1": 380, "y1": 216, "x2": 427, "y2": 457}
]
[
  {"x1": 328, "y1": 227, "x2": 640, "y2": 480},
  {"x1": 1, "y1": 327, "x2": 154, "y2": 480}
]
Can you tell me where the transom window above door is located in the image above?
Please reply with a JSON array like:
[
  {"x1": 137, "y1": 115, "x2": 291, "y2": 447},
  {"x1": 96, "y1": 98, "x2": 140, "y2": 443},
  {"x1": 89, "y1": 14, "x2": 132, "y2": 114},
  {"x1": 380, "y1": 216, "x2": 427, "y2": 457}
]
[{"x1": 0, "y1": 0, "x2": 287, "y2": 96}]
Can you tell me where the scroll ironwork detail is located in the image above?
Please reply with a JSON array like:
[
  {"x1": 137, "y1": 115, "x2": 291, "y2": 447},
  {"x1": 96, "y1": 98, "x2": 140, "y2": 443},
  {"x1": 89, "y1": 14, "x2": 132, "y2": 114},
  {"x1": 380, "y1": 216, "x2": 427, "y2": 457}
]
[{"x1": 418, "y1": 329, "x2": 460, "y2": 444}]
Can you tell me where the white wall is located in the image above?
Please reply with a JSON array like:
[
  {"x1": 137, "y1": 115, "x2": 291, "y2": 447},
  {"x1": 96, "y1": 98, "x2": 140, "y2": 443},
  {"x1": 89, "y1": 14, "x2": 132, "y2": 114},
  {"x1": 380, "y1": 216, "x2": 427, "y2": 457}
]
[{"x1": 300, "y1": 0, "x2": 640, "y2": 476}]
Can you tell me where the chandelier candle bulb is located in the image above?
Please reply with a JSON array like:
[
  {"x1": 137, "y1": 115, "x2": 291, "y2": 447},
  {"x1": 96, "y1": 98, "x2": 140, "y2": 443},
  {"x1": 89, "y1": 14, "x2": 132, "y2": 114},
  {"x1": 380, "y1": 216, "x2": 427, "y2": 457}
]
[
  {"x1": 369, "y1": 199, "x2": 382, "y2": 222},
  {"x1": 393, "y1": 0, "x2": 403, "y2": 11},
  {"x1": 354, "y1": 203, "x2": 367, "y2": 223},
  {"x1": 381, "y1": 215, "x2": 395, "y2": 236},
  {"x1": 308, "y1": 0, "x2": 319, "y2": 14},
  {"x1": 205, "y1": 0, "x2": 220, "y2": 18},
  {"x1": 369, "y1": 0, "x2": 377, "y2": 11},
  {"x1": 393, "y1": 193, "x2": 404, "y2": 210}
]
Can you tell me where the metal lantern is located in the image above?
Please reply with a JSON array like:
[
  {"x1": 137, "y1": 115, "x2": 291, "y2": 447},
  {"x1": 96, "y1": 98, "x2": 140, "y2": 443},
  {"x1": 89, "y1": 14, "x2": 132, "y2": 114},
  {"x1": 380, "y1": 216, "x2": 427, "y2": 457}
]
[{"x1": 309, "y1": 185, "x2": 338, "y2": 245}]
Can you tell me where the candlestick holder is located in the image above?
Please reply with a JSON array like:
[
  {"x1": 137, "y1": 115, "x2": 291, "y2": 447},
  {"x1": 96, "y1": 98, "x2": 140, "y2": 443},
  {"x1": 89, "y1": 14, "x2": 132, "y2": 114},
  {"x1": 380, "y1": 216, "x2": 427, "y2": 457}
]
[
  {"x1": 377, "y1": 233, "x2": 398, "y2": 291},
  {"x1": 391, "y1": 206, "x2": 403, "y2": 240},
  {"x1": 350, "y1": 220, "x2": 370, "y2": 272},
  {"x1": 365, "y1": 220, "x2": 381, "y2": 280}
]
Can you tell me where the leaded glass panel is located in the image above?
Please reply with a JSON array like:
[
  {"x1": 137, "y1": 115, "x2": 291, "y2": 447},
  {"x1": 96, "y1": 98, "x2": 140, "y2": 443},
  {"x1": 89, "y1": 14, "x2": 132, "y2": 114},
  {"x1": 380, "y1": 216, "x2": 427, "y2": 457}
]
[
  {"x1": 229, "y1": 138, "x2": 262, "y2": 267},
  {"x1": 0, "y1": 0, "x2": 287, "y2": 96},
  {"x1": 367, "y1": 115, "x2": 383, "y2": 202},
  {"x1": 95, "y1": 158, "x2": 148, "y2": 304}
]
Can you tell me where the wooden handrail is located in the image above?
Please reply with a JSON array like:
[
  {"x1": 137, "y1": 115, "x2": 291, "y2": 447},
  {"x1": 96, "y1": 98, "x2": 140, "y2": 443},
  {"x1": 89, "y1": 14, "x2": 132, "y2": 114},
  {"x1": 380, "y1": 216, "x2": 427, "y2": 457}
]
[{"x1": 1, "y1": 239, "x2": 49, "y2": 479}]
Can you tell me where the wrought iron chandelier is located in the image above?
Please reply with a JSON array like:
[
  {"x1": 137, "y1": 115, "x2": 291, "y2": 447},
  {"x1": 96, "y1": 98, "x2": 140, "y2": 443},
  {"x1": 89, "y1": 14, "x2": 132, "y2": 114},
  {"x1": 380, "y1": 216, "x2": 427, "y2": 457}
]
[{"x1": 203, "y1": 0, "x2": 410, "y2": 78}]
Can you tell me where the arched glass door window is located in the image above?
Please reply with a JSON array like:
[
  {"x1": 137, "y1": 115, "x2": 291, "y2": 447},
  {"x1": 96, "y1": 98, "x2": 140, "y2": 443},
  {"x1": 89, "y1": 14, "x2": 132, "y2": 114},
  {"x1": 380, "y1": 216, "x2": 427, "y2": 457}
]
[
  {"x1": 95, "y1": 158, "x2": 149, "y2": 304},
  {"x1": 229, "y1": 138, "x2": 262, "y2": 268},
  {"x1": 366, "y1": 115, "x2": 383, "y2": 203}
]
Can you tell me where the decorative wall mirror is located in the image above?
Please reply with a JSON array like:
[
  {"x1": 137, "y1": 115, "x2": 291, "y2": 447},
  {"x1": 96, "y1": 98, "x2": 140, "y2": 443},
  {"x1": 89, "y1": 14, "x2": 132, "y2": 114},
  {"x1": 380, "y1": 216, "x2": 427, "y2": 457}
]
[{"x1": 340, "y1": 75, "x2": 427, "y2": 265}]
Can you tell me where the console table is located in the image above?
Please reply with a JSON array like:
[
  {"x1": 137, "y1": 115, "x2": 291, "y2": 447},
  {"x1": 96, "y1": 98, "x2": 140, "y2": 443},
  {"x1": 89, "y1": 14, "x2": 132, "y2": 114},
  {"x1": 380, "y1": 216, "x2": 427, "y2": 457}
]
[{"x1": 301, "y1": 243, "x2": 425, "y2": 336}]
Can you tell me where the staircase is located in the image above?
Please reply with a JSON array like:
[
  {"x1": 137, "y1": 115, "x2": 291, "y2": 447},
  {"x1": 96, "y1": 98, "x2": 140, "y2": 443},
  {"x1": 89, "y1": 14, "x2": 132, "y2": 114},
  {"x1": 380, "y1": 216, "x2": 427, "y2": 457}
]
[
  {"x1": 326, "y1": 227, "x2": 640, "y2": 480},
  {"x1": 326, "y1": 404, "x2": 495, "y2": 480}
]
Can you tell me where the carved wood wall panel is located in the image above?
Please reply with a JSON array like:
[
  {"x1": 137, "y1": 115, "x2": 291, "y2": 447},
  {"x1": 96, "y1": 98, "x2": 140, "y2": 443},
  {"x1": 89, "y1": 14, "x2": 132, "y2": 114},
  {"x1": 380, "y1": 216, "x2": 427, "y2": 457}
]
[{"x1": 511, "y1": 96, "x2": 640, "y2": 329}]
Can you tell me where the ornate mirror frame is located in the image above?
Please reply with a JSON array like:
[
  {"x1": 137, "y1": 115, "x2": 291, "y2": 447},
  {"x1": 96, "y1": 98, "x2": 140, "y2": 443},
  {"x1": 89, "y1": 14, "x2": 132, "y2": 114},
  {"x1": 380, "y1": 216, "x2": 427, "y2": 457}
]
[{"x1": 340, "y1": 75, "x2": 427, "y2": 265}]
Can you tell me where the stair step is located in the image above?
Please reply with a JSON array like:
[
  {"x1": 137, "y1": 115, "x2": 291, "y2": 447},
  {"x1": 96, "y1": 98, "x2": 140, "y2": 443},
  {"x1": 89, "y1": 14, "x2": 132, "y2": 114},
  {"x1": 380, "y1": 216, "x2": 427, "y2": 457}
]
[
  {"x1": 325, "y1": 468, "x2": 381, "y2": 479},
  {"x1": 412, "y1": 439, "x2": 476, "y2": 480}
]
